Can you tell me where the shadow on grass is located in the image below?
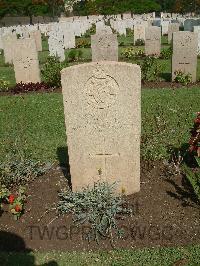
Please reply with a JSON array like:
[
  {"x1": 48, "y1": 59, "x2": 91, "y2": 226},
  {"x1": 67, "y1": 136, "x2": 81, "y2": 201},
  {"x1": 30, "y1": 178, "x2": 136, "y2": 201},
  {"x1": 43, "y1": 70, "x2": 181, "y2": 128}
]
[
  {"x1": 57, "y1": 146, "x2": 72, "y2": 190},
  {"x1": 160, "y1": 72, "x2": 171, "y2": 82},
  {"x1": 0, "y1": 231, "x2": 58, "y2": 265}
]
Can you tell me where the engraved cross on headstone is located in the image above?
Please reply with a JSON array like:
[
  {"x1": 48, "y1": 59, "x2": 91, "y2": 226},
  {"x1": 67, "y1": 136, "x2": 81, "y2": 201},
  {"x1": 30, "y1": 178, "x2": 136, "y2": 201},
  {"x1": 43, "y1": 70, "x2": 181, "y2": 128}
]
[{"x1": 89, "y1": 137, "x2": 120, "y2": 178}]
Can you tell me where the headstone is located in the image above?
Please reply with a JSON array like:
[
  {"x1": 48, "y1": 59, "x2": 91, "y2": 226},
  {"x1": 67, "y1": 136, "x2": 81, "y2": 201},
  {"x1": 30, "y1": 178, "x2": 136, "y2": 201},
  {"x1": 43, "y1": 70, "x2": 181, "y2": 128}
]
[
  {"x1": 134, "y1": 25, "x2": 145, "y2": 45},
  {"x1": 30, "y1": 30, "x2": 42, "y2": 52},
  {"x1": 48, "y1": 28, "x2": 65, "y2": 62},
  {"x1": 61, "y1": 62, "x2": 141, "y2": 195},
  {"x1": 168, "y1": 23, "x2": 179, "y2": 43},
  {"x1": 161, "y1": 20, "x2": 170, "y2": 35},
  {"x1": 145, "y1": 26, "x2": 161, "y2": 56},
  {"x1": 64, "y1": 29, "x2": 75, "y2": 49},
  {"x1": 193, "y1": 26, "x2": 200, "y2": 54},
  {"x1": 13, "y1": 38, "x2": 41, "y2": 83},
  {"x1": 91, "y1": 33, "x2": 118, "y2": 61},
  {"x1": 2, "y1": 34, "x2": 17, "y2": 64},
  {"x1": 172, "y1": 31, "x2": 198, "y2": 82},
  {"x1": 184, "y1": 19, "x2": 200, "y2": 32}
]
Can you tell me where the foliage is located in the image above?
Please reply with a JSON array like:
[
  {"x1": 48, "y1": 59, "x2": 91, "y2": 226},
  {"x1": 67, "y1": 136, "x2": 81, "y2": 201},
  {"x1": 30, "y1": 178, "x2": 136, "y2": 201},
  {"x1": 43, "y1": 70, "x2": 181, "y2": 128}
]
[
  {"x1": 9, "y1": 187, "x2": 26, "y2": 220},
  {"x1": 189, "y1": 112, "x2": 200, "y2": 157},
  {"x1": 174, "y1": 70, "x2": 192, "y2": 85},
  {"x1": 140, "y1": 56, "x2": 163, "y2": 81},
  {"x1": 0, "y1": 143, "x2": 51, "y2": 188},
  {"x1": 76, "y1": 39, "x2": 91, "y2": 48},
  {"x1": 135, "y1": 39, "x2": 145, "y2": 46},
  {"x1": 11, "y1": 82, "x2": 50, "y2": 94},
  {"x1": 73, "y1": 0, "x2": 161, "y2": 16},
  {"x1": 160, "y1": 46, "x2": 172, "y2": 59},
  {"x1": 58, "y1": 181, "x2": 132, "y2": 244},
  {"x1": 0, "y1": 0, "x2": 64, "y2": 21},
  {"x1": 0, "y1": 184, "x2": 10, "y2": 212},
  {"x1": 67, "y1": 49, "x2": 83, "y2": 62},
  {"x1": 0, "y1": 77, "x2": 10, "y2": 92},
  {"x1": 121, "y1": 47, "x2": 144, "y2": 60},
  {"x1": 126, "y1": 28, "x2": 133, "y2": 37},
  {"x1": 83, "y1": 24, "x2": 96, "y2": 37},
  {"x1": 41, "y1": 56, "x2": 68, "y2": 88}
]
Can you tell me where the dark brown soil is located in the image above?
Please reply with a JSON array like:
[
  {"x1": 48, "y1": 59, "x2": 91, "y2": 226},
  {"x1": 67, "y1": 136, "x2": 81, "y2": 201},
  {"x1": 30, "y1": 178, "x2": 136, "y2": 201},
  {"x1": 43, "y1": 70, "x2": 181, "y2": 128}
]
[{"x1": 0, "y1": 161, "x2": 199, "y2": 252}]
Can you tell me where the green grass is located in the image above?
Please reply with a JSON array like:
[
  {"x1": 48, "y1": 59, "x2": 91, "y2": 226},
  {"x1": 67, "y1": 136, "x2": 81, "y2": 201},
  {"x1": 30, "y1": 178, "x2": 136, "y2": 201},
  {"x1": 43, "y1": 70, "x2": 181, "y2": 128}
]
[
  {"x1": 0, "y1": 88, "x2": 199, "y2": 163},
  {"x1": 0, "y1": 245, "x2": 200, "y2": 265}
]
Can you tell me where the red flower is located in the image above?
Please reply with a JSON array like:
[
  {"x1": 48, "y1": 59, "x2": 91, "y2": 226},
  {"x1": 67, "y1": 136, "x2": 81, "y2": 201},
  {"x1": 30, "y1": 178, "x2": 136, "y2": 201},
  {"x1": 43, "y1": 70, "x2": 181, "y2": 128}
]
[
  {"x1": 15, "y1": 205, "x2": 22, "y2": 212},
  {"x1": 194, "y1": 118, "x2": 200, "y2": 124},
  {"x1": 9, "y1": 195, "x2": 15, "y2": 204}
]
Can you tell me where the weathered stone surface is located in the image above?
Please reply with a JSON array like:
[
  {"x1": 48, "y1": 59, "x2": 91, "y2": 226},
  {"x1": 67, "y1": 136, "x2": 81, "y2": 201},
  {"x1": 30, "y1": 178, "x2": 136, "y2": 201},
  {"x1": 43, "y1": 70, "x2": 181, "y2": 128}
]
[
  {"x1": 134, "y1": 25, "x2": 145, "y2": 44},
  {"x1": 161, "y1": 20, "x2": 170, "y2": 35},
  {"x1": 91, "y1": 34, "x2": 118, "y2": 61},
  {"x1": 145, "y1": 26, "x2": 161, "y2": 56},
  {"x1": 30, "y1": 30, "x2": 42, "y2": 51},
  {"x1": 193, "y1": 26, "x2": 200, "y2": 55},
  {"x1": 13, "y1": 38, "x2": 41, "y2": 83},
  {"x1": 168, "y1": 23, "x2": 179, "y2": 43},
  {"x1": 2, "y1": 34, "x2": 17, "y2": 64},
  {"x1": 61, "y1": 62, "x2": 141, "y2": 195},
  {"x1": 172, "y1": 31, "x2": 198, "y2": 82}
]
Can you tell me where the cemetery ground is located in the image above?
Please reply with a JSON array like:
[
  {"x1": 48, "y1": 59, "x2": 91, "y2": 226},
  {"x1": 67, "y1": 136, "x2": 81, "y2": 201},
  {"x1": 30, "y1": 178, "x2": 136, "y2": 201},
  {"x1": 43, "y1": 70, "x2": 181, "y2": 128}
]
[
  {"x1": 0, "y1": 34, "x2": 200, "y2": 264},
  {"x1": 2, "y1": 34, "x2": 200, "y2": 89},
  {"x1": 0, "y1": 88, "x2": 200, "y2": 264}
]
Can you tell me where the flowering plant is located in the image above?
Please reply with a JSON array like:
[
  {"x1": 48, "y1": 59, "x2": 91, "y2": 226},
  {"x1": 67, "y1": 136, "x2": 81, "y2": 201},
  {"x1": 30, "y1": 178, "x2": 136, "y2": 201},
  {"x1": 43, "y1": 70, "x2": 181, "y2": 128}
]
[{"x1": 189, "y1": 112, "x2": 200, "y2": 157}]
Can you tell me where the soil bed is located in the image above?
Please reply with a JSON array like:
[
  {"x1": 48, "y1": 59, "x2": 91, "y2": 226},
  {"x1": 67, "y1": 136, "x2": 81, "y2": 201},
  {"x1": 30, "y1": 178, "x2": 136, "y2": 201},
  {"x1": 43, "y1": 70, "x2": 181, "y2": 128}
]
[{"x1": 0, "y1": 161, "x2": 199, "y2": 252}]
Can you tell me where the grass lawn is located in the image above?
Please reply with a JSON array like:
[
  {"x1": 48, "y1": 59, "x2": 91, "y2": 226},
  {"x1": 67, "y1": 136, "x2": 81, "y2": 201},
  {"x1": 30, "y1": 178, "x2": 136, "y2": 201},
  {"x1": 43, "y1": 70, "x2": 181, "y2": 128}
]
[
  {"x1": 0, "y1": 87, "x2": 199, "y2": 163},
  {"x1": 0, "y1": 245, "x2": 200, "y2": 265}
]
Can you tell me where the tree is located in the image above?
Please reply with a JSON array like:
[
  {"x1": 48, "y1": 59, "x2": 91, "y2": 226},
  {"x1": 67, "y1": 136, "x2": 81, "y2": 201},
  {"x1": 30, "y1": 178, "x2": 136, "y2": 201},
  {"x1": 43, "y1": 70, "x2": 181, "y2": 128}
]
[{"x1": 0, "y1": 0, "x2": 64, "y2": 23}]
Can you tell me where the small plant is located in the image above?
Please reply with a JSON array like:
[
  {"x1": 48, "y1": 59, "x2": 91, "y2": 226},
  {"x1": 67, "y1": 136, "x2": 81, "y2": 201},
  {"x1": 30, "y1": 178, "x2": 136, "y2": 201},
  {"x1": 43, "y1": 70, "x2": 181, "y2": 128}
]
[
  {"x1": 83, "y1": 24, "x2": 96, "y2": 37},
  {"x1": 0, "y1": 77, "x2": 10, "y2": 92},
  {"x1": 189, "y1": 112, "x2": 200, "y2": 157},
  {"x1": 121, "y1": 47, "x2": 144, "y2": 60},
  {"x1": 182, "y1": 113, "x2": 200, "y2": 202},
  {"x1": 58, "y1": 181, "x2": 132, "y2": 244},
  {"x1": 174, "y1": 70, "x2": 192, "y2": 85},
  {"x1": 9, "y1": 187, "x2": 26, "y2": 220},
  {"x1": 126, "y1": 28, "x2": 133, "y2": 37},
  {"x1": 41, "y1": 56, "x2": 68, "y2": 88},
  {"x1": 160, "y1": 46, "x2": 172, "y2": 59},
  {"x1": 76, "y1": 39, "x2": 90, "y2": 48},
  {"x1": 135, "y1": 39, "x2": 145, "y2": 46},
  {"x1": 140, "y1": 56, "x2": 163, "y2": 81},
  {"x1": 0, "y1": 185, "x2": 10, "y2": 212},
  {"x1": 0, "y1": 144, "x2": 51, "y2": 188},
  {"x1": 11, "y1": 82, "x2": 50, "y2": 94},
  {"x1": 67, "y1": 49, "x2": 83, "y2": 62}
]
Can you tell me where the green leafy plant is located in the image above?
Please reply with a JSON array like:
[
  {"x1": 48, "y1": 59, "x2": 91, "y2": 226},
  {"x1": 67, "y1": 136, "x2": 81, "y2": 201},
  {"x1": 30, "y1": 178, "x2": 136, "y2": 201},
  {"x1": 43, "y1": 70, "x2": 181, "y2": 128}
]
[
  {"x1": 122, "y1": 47, "x2": 144, "y2": 60},
  {"x1": 83, "y1": 24, "x2": 96, "y2": 37},
  {"x1": 126, "y1": 28, "x2": 133, "y2": 37},
  {"x1": 160, "y1": 46, "x2": 172, "y2": 59},
  {"x1": 67, "y1": 49, "x2": 83, "y2": 62},
  {"x1": 41, "y1": 56, "x2": 68, "y2": 88},
  {"x1": 140, "y1": 56, "x2": 163, "y2": 81},
  {"x1": 135, "y1": 39, "x2": 145, "y2": 46},
  {"x1": 58, "y1": 181, "x2": 132, "y2": 245},
  {"x1": 0, "y1": 77, "x2": 10, "y2": 92},
  {"x1": 174, "y1": 70, "x2": 192, "y2": 85},
  {"x1": 0, "y1": 185, "x2": 10, "y2": 212},
  {"x1": 0, "y1": 144, "x2": 51, "y2": 188},
  {"x1": 76, "y1": 39, "x2": 90, "y2": 48}
]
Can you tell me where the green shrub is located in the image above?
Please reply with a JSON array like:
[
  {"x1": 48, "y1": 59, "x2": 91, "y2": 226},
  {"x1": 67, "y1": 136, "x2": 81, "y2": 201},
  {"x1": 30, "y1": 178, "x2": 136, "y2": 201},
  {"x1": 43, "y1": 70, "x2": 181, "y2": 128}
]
[
  {"x1": 174, "y1": 70, "x2": 192, "y2": 85},
  {"x1": 135, "y1": 39, "x2": 145, "y2": 46},
  {"x1": 41, "y1": 56, "x2": 68, "y2": 88},
  {"x1": 67, "y1": 49, "x2": 83, "y2": 62},
  {"x1": 126, "y1": 28, "x2": 133, "y2": 37},
  {"x1": 160, "y1": 46, "x2": 172, "y2": 59},
  {"x1": 0, "y1": 145, "x2": 51, "y2": 188},
  {"x1": 58, "y1": 181, "x2": 132, "y2": 244},
  {"x1": 122, "y1": 47, "x2": 144, "y2": 60},
  {"x1": 0, "y1": 77, "x2": 10, "y2": 92},
  {"x1": 83, "y1": 23, "x2": 96, "y2": 37},
  {"x1": 76, "y1": 39, "x2": 91, "y2": 48},
  {"x1": 140, "y1": 56, "x2": 163, "y2": 81}
]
